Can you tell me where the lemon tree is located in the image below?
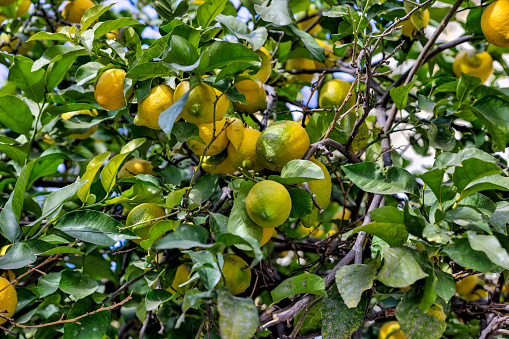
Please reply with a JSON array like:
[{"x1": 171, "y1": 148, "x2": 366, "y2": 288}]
[{"x1": 1, "y1": 0, "x2": 509, "y2": 338}]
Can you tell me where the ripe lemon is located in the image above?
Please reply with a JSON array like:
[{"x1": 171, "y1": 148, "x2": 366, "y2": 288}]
[
  {"x1": 400, "y1": 8, "x2": 430, "y2": 37},
  {"x1": 61, "y1": 109, "x2": 98, "y2": 139},
  {"x1": 106, "y1": 29, "x2": 120, "y2": 39},
  {"x1": 250, "y1": 47, "x2": 272, "y2": 84},
  {"x1": 379, "y1": 321, "x2": 407, "y2": 339},
  {"x1": 187, "y1": 118, "x2": 229, "y2": 156},
  {"x1": 314, "y1": 39, "x2": 338, "y2": 68},
  {"x1": 0, "y1": 0, "x2": 16, "y2": 5},
  {"x1": 285, "y1": 58, "x2": 316, "y2": 83},
  {"x1": 222, "y1": 254, "x2": 251, "y2": 295},
  {"x1": 167, "y1": 264, "x2": 192, "y2": 294},
  {"x1": 15, "y1": 0, "x2": 30, "y2": 18},
  {"x1": 0, "y1": 245, "x2": 16, "y2": 287},
  {"x1": 228, "y1": 128, "x2": 265, "y2": 173},
  {"x1": 126, "y1": 203, "x2": 166, "y2": 244},
  {"x1": 226, "y1": 117, "x2": 244, "y2": 150},
  {"x1": 118, "y1": 159, "x2": 155, "y2": 179},
  {"x1": 246, "y1": 180, "x2": 292, "y2": 228},
  {"x1": 319, "y1": 79, "x2": 356, "y2": 110},
  {"x1": 94, "y1": 69, "x2": 127, "y2": 111},
  {"x1": 134, "y1": 84, "x2": 174, "y2": 130},
  {"x1": 260, "y1": 227, "x2": 275, "y2": 246},
  {"x1": 453, "y1": 51, "x2": 493, "y2": 83},
  {"x1": 455, "y1": 274, "x2": 477, "y2": 295},
  {"x1": 256, "y1": 120, "x2": 310, "y2": 172},
  {"x1": 297, "y1": 16, "x2": 321, "y2": 36},
  {"x1": 174, "y1": 81, "x2": 228, "y2": 125},
  {"x1": 232, "y1": 79, "x2": 267, "y2": 114},
  {"x1": 201, "y1": 155, "x2": 236, "y2": 175},
  {"x1": 62, "y1": 0, "x2": 95, "y2": 24},
  {"x1": 0, "y1": 277, "x2": 17, "y2": 325},
  {"x1": 463, "y1": 288, "x2": 489, "y2": 301},
  {"x1": 482, "y1": 0, "x2": 509, "y2": 47}
]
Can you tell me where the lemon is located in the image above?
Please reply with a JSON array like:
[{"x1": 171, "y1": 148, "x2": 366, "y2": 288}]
[
  {"x1": 174, "y1": 81, "x2": 228, "y2": 125},
  {"x1": 232, "y1": 79, "x2": 267, "y2": 114},
  {"x1": 285, "y1": 58, "x2": 316, "y2": 83},
  {"x1": 455, "y1": 274, "x2": 477, "y2": 295},
  {"x1": 62, "y1": 0, "x2": 95, "y2": 24},
  {"x1": 222, "y1": 254, "x2": 251, "y2": 295},
  {"x1": 118, "y1": 159, "x2": 155, "y2": 179},
  {"x1": 378, "y1": 321, "x2": 407, "y2": 339},
  {"x1": 168, "y1": 264, "x2": 192, "y2": 294},
  {"x1": 126, "y1": 203, "x2": 166, "y2": 244},
  {"x1": 187, "y1": 118, "x2": 229, "y2": 156},
  {"x1": 0, "y1": 245, "x2": 16, "y2": 287},
  {"x1": 0, "y1": 277, "x2": 17, "y2": 325},
  {"x1": 401, "y1": 8, "x2": 430, "y2": 37},
  {"x1": 319, "y1": 79, "x2": 356, "y2": 110},
  {"x1": 134, "y1": 84, "x2": 174, "y2": 130},
  {"x1": 256, "y1": 120, "x2": 310, "y2": 172},
  {"x1": 463, "y1": 288, "x2": 489, "y2": 301},
  {"x1": 201, "y1": 155, "x2": 236, "y2": 175},
  {"x1": 482, "y1": 0, "x2": 509, "y2": 47},
  {"x1": 0, "y1": 33, "x2": 35, "y2": 55},
  {"x1": 246, "y1": 180, "x2": 292, "y2": 228},
  {"x1": 260, "y1": 227, "x2": 275, "y2": 246},
  {"x1": 15, "y1": 0, "x2": 30, "y2": 18},
  {"x1": 226, "y1": 117, "x2": 244, "y2": 150},
  {"x1": 105, "y1": 28, "x2": 120, "y2": 39},
  {"x1": 94, "y1": 69, "x2": 127, "y2": 111},
  {"x1": 61, "y1": 109, "x2": 98, "y2": 139},
  {"x1": 250, "y1": 47, "x2": 272, "y2": 84},
  {"x1": 306, "y1": 158, "x2": 331, "y2": 211},
  {"x1": 314, "y1": 39, "x2": 338, "y2": 68},
  {"x1": 228, "y1": 128, "x2": 265, "y2": 173},
  {"x1": 453, "y1": 51, "x2": 493, "y2": 83},
  {"x1": 297, "y1": 16, "x2": 321, "y2": 36}
]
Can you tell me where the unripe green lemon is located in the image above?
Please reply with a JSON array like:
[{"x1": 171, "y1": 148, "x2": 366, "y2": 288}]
[{"x1": 246, "y1": 180, "x2": 292, "y2": 228}]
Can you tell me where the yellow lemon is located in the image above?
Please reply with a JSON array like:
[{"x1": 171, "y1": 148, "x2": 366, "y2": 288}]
[
  {"x1": 167, "y1": 264, "x2": 192, "y2": 294},
  {"x1": 453, "y1": 51, "x2": 493, "y2": 83},
  {"x1": 456, "y1": 274, "x2": 477, "y2": 295},
  {"x1": 174, "y1": 81, "x2": 228, "y2": 125},
  {"x1": 232, "y1": 79, "x2": 267, "y2": 114},
  {"x1": 187, "y1": 118, "x2": 229, "y2": 156},
  {"x1": 401, "y1": 8, "x2": 430, "y2": 37},
  {"x1": 378, "y1": 321, "x2": 407, "y2": 339},
  {"x1": 226, "y1": 117, "x2": 244, "y2": 150},
  {"x1": 15, "y1": 0, "x2": 30, "y2": 18},
  {"x1": 94, "y1": 69, "x2": 127, "y2": 111},
  {"x1": 250, "y1": 47, "x2": 272, "y2": 84},
  {"x1": 260, "y1": 227, "x2": 275, "y2": 246},
  {"x1": 118, "y1": 159, "x2": 155, "y2": 179},
  {"x1": 134, "y1": 84, "x2": 174, "y2": 130},
  {"x1": 228, "y1": 128, "x2": 265, "y2": 173},
  {"x1": 482, "y1": 0, "x2": 509, "y2": 47},
  {"x1": 126, "y1": 203, "x2": 166, "y2": 244},
  {"x1": 62, "y1": 0, "x2": 95, "y2": 24},
  {"x1": 463, "y1": 288, "x2": 489, "y2": 301},
  {"x1": 201, "y1": 155, "x2": 236, "y2": 175},
  {"x1": 256, "y1": 120, "x2": 310, "y2": 172},
  {"x1": 306, "y1": 158, "x2": 331, "y2": 211},
  {"x1": 105, "y1": 28, "x2": 120, "y2": 39},
  {"x1": 221, "y1": 254, "x2": 251, "y2": 295},
  {"x1": 319, "y1": 79, "x2": 356, "y2": 110},
  {"x1": 61, "y1": 109, "x2": 98, "y2": 139},
  {"x1": 0, "y1": 245, "x2": 16, "y2": 287},
  {"x1": 0, "y1": 33, "x2": 35, "y2": 55},
  {"x1": 0, "y1": 277, "x2": 17, "y2": 325},
  {"x1": 285, "y1": 58, "x2": 316, "y2": 83},
  {"x1": 246, "y1": 180, "x2": 292, "y2": 228}
]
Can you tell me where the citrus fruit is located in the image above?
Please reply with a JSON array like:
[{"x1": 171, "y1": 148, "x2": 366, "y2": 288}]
[
  {"x1": 250, "y1": 47, "x2": 272, "y2": 84},
  {"x1": 226, "y1": 117, "x2": 244, "y2": 150},
  {"x1": 482, "y1": 0, "x2": 509, "y2": 47},
  {"x1": 314, "y1": 39, "x2": 338, "y2": 68},
  {"x1": 62, "y1": 0, "x2": 95, "y2": 24},
  {"x1": 106, "y1": 28, "x2": 120, "y2": 39},
  {"x1": 305, "y1": 158, "x2": 331, "y2": 211},
  {"x1": 260, "y1": 227, "x2": 275, "y2": 246},
  {"x1": 201, "y1": 154, "x2": 236, "y2": 175},
  {"x1": 118, "y1": 159, "x2": 155, "y2": 178},
  {"x1": 222, "y1": 254, "x2": 251, "y2": 295},
  {"x1": 187, "y1": 118, "x2": 229, "y2": 156},
  {"x1": 134, "y1": 84, "x2": 174, "y2": 130},
  {"x1": 0, "y1": 276, "x2": 17, "y2": 325},
  {"x1": 285, "y1": 58, "x2": 316, "y2": 83},
  {"x1": 256, "y1": 120, "x2": 310, "y2": 172},
  {"x1": 463, "y1": 288, "x2": 489, "y2": 301},
  {"x1": 246, "y1": 180, "x2": 292, "y2": 228},
  {"x1": 15, "y1": 0, "x2": 30, "y2": 18},
  {"x1": 174, "y1": 81, "x2": 228, "y2": 125},
  {"x1": 61, "y1": 109, "x2": 98, "y2": 139},
  {"x1": 168, "y1": 264, "x2": 192, "y2": 294},
  {"x1": 0, "y1": 33, "x2": 35, "y2": 55},
  {"x1": 455, "y1": 274, "x2": 477, "y2": 295},
  {"x1": 94, "y1": 69, "x2": 127, "y2": 111},
  {"x1": 401, "y1": 8, "x2": 430, "y2": 37},
  {"x1": 378, "y1": 321, "x2": 407, "y2": 339},
  {"x1": 126, "y1": 203, "x2": 166, "y2": 244},
  {"x1": 453, "y1": 51, "x2": 493, "y2": 83},
  {"x1": 232, "y1": 79, "x2": 267, "y2": 114},
  {"x1": 319, "y1": 79, "x2": 356, "y2": 110},
  {"x1": 297, "y1": 15, "x2": 321, "y2": 36},
  {"x1": 0, "y1": 0, "x2": 16, "y2": 6},
  {"x1": 0, "y1": 245, "x2": 16, "y2": 287},
  {"x1": 228, "y1": 128, "x2": 265, "y2": 173}
]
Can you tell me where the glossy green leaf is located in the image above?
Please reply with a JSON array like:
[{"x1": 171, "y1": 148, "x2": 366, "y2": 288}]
[
  {"x1": 140, "y1": 220, "x2": 178, "y2": 250},
  {"x1": 38, "y1": 247, "x2": 85, "y2": 256},
  {"x1": 471, "y1": 95, "x2": 509, "y2": 133},
  {"x1": 28, "y1": 32, "x2": 70, "y2": 42},
  {"x1": 255, "y1": 0, "x2": 293, "y2": 25},
  {"x1": 0, "y1": 239, "x2": 52, "y2": 269},
  {"x1": 146, "y1": 289, "x2": 173, "y2": 311},
  {"x1": 159, "y1": 88, "x2": 190, "y2": 136},
  {"x1": 280, "y1": 159, "x2": 324, "y2": 183},
  {"x1": 427, "y1": 117, "x2": 456, "y2": 152},
  {"x1": 197, "y1": 0, "x2": 228, "y2": 27},
  {"x1": 32, "y1": 45, "x2": 89, "y2": 72},
  {"x1": 390, "y1": 79, "x2": 415, "y2": 110},
  {"x1": 198, "y1": 41, "x2": 261, "y2": 73},
  {"x1": 9, "y1": 56, "x2": 46, "y2": 102},
  {"x1": 189, "y1": 174, "x2": 218, "y2": 205},
  {"x1": 75, "y1": 62, "x2": 104, "y2": 85},
  {"x1": 77, "y1": 152, "x2": 111, "y2": 203},
  {"x1": 462, "y1": 174, "x2": 509, "y2": 199},
  {"x1": 453, "y1": 158, "x2": 502, "y2": 194},
  {"x1": 433, "y1": 148, "x2": 497, "y2": 169},
  {"x1": 377, "y1": 246, "x2": 428, "y2": 287},
  {"x1": 59, "y1": 270, "x2": 98, "y2": 299},
  {"x1": 288, "y1": 188, "x2": 313, "y2": 218},
  {"x1": 441, "y1": 238, "x2": 501, "y2": 273},
  {"x1": 369, "y1": 206, "x2": 404, "y2": 224},
  {"x1": 93, "y1": 18, "x2": 143, "y2": 39},
  {"x1": 38, "y1": 272, "x2": 62, "y2": 298},
  {"x1": 0, "y1": 95, "x2": 34, "y2": 137},
  {"x1": 218, "y1": 290, "x2": 258, "y2": 339},
  {"x1": 467, "y1": 232, "x2": 509, "y2": 270},
  {"x1": 227, "y1": 181, "x2": 263, "y2": 246},
  {"x1": 457, "y1": 72, "x2": 481, "y2": 105},
  {"x1": 210, "y1": 212, "x2": 228, "y2": 240},
  {"x1": 490, "y1": 201, "x2": 509, "y2": 234},
  {"x1": 46, "y1": 57, "x2": 77, "y2": 91},
  {"x1": 433, "y1": 268, "x2": 456, "y2": 303},
  {"x1": 154, "y1": 224, "x2": 209, "y2": 250},
  {"x1": 216, "y1": 14, "x2": 268, "y2": 50},
  {"x1": 288, "y1": 24, "x2": 325, "y2": 63},
  {"x1": 352, "y1": 222, "x2": 408, "y2": 247},
  {"x1": 80, "y1": 4, "x2": 114, "y2": 31},
  {"x1": 63, "y1": 297, "x2": 110, "y2": 339},
  {"x1": 271, "y1": 274, "x2": 326, "y2": 304},
  {"x1": 445, "y1": 206, "x2": 491, "y2": 233},
  {"x1": 335, "y1": 259, "x2": 377, "y2": 308}
]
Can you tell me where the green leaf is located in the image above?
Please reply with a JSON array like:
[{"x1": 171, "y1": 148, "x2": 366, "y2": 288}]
[
  {"x1": 433, "y1": 148, "x2": 497, "y2": 169},
  {"x1": 216, "y1": 14, "x2": 268, "y2": 50},
  {"x1": 0, "y1": 240, "x2": 52, "y2": 269},
  {"x1": 390, "y1": 79, "x2": 415, "y2": 110},
  {"x1": 0, "y1": 160, "x2": 35, "y2": 243},
  {"x1": 369, "y1": 206, "x2": 404, "y2": 224},
  {"x1": 46, "y1": 57, "x2": 76, "y2": 91},
  {"x1": 189, "y1": 174, "x2": 218, "y2": 205},
  {"x1": 377, "y1": 246, "x2": 428, "y2": 287},
  {"x1": 166, "y1": 187, "x2": 189, "y2": 209},
  {"x1": 471, "y1": 95, "x2": 509, "y2": 133},
  {"x1": 77, "y1": 152, "x2": 111, "y2": 203},
  {"x1": 164, "y1": 35, "x2": 199, "y2": 68},
  {"x1": 433, "y1": 268, "x2": 456, "y2": 303},
  {"x1": 453, "y1": 158, "x2": 502, "y2": 194},
  {"x1": 55, "y1": 210, "x2": 138, "y2": 246},
  {"x1": 126, "y1": 62, "x2": 172, "y2": 81},
  {"x1": 140, "y1": 220, "x2": 178, "y2": 250},
  {"x1": 427, "y1": 117, "x2": 456, "y2": 152},
  {"x1": 155, "y1": 165, "x2": 182, "y2": 187},
  {"x1": 159, "y1": 88, "x2": 190, "y2": 136},
  {"x1": 227, "y1": 181, "x2": 263, "y2": 246},
  {"x1": 271, "y1": 274, "x2": 326, "y2": 304},
  {"x1": 100, "y1": 138, "x2": 146, "y2": 195},
  {"x1": 214, "y1": 234, "x2": 263, "y2": 266},
  {"x1": 322, "y1": 284, "x2": 366, "y2": 339},
  {"x1": 457, "y1": 72, "x2": 481, "y2": 105},
  {"x1": 445, "y1": 206, "x2": 491, "y2": 233},
  {"x1": 80, "y1": 4, "x2": 115, "y2": 32},
  {"x1": 441, "y1": 238, "x2": 501, "y2": 273},
  {"x1": 458, "y1": 193, "x2": 495, "y2": 216},
  {"x1": 198, "y1": 41, "x2": 261, "y2": 73},
  {"x1": 0, "y1": 142, "x2": 29, "y2": 165},
  {"x1": 288, "y1": 24, "x2": 325, "y2": 63},
  {"x1": 288, "y1": 189, "x2": 313, "y2": 218},
  {"x1": 59, "y1": 270, "x2": 98, "y2": 299},
  {"x1": 352, "y1": 222, "x2": 408, "y2": 247},
  {"x1": 117, "y1": 174, "x2": 160, "y2": 188},
  {"x1": 8, "y1": 56, "x2": 46, "y2": 102},
  {"x1": 217, "y1": 290, "x2": 259, "y2": 339},
  {"x1": 197, "y1": 0, "x2": 228, "y2": 28},
  {"x1": 491, "y1": 201, "x2": 509, "y2": 235},
  {"x1": 210, "y1": 212, "x2": 228, "y2": 240},
  {"x1": 281, "y1": 159, "x2": 324, "y2": 183},
  {"x1": 294, "y1": 302, "x2": 322, "y2": 336},
  {"x1": 146, "y1": 289, "x2": 173, "y2": 311},
  {"x1": 154, "y1": 224, "x2": 209, "y2": 250},
  {"x1": 188, "y1": 250, "x2": 221, "y2": 290},
  {"x1": 93, "y1": 18, "x2": 142, "y2": 39},
  {"x1": 0, "y1": 95, "x2": 34, "y2": 137},
  {"x1": 28, "y1": 31, "x2": 70, "y2": 42},
  {"x1": 63, "y1": 297, "x2": 110, "y2": 339},
  {"x1": 342, "y1": 163, "x2": 420, "y2": 196},
  {"x1": 335, "y1": 259, "x2": 377, "y2": 308},
  {"x1": 172, "y1": 121, "x2": 201, "y2": 143},
  {"x1": 255, "y1": 0, "x2": 293, "y2": 25},
  {"x1": 462, "y1": 174, "x2": 509, "y2": 199},
  {"x1": 38, "y1": 272, "x2": 62, "y2": 298},
  {"x1": 32, "y1": 45, "x2": 89, "y2": 72},
  {"x1": 38, "y1": 247, "x2": 85, "y2": 256},
  {"x1": 467, "y1": 232, "x2": 509, "y2": 270},
  {"x1": 75, "y1": 62, "x2": 105, "y2": 85}
]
